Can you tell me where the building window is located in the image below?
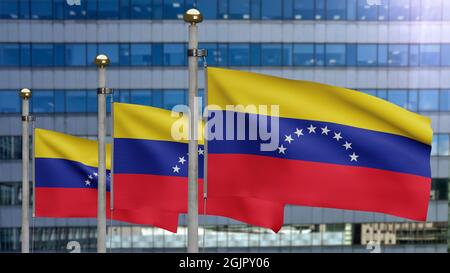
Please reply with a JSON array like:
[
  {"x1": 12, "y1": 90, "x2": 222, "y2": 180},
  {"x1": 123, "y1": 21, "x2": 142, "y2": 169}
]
[
  {"x1": 0, "y1": 137, "x2": 21, "y2": 160},
  {"x1": 30, "y1": 0, "x2": 52, "y2": 19},
  {"x1": 357, "y1": 44, "x2": 377, "y2": 66},
  {"x1": 130, "y1": 0, "x2": 152, "y2": 19},
  {"x1": 31, "y1": 44, "x2": 53, "y2": 66},
  {"x1": 419, "y1": 90, "x2": 439, "y2": 111},
  {"x1": 229, "y1": 44, "x2": 250, "y2": 66},
  {"x1": 387, "y1": 90, "x2": 408, "y2": 109},
  {"x1": 131, "y1": 44, "x2": 152, "y2": 66},
  {"x1": 261, "y1": 44, "x2": 282, "y2": 66},
  {"x1": 197, "y1": 0, "x2": 217, "y2": 19},
  {"x1": 357, "y1": 0, "x2": 377, "y2": 21},
  {"x1": 325, "y1": 44, "x2": 346, "y2": 66},
  {"x1": 388, "y1": 44, "x2": 409, "y2": 66},
  {"x1": 0, "y1": 44, "x2": 20, "y2": 66},
  {"x1": 0, "y1": 0, "x2": 18, "y2": 19},
  {"x1": 261, "y1": 0, "x2": 282, "y2": 20},
  {"x1": 163, "y1": 90, "x2": 185, "y2": 110},
  {"x1": 293, "y1": 0, "x2": 314, "y2": 20},
  {"x1": 420, "y1": 0, "x2": 442, "y2": 21},
  {"x1": 163, "y1": 0, "x2": 184, "y2": 19},
  {"x1": 65, "y1": 44, "x2": 86, "y2": 66},
  {"x1": 32, "y1": 90, "x2": 54, "y2": 113},
  {"x1": 326, "y1": 0, "x2": 346, "y2": 20},
  {"x1": 229, "y1": 0, "x2": 250, "y2": 19},
  {"x1": 420, "y1": 45, "x2": 440, "y2": 66},
  {"x1": 66, "y1": 90, "x2": 87, "y2": 113},
  {"x1": 98, "y1": 0, "x2": 120, "y2": 19},
  {"x1": 293, "y1": 44, "x2": 314, "y2": 66},
  {"x1": 163, "y1": 43, "x2": 185, "y2": 66},
  {"x1": 389, "y1": 0, "x2": 410, "y2": 21}
]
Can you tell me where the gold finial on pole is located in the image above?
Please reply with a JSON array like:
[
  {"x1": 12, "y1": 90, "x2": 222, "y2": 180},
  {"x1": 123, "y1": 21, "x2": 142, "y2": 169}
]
[{"x1": 183, "y1": 8, "x2": 203, "y2": 24}]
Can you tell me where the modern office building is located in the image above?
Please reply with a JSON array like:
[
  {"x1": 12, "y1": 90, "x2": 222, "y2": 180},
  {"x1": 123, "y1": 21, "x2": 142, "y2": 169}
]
[{"x1": 0, "y1": 0, "x2": 448, "y2": 252}]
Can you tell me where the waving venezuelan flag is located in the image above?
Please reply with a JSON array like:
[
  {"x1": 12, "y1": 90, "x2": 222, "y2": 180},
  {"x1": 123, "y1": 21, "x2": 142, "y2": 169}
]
[
  {"x1": 207, "y1": 67, "x2": 432, "y2": 221},
  {"x1": 35, "y1": 128, "x2": 179, "y2": 232},
  {"x1": 113, "y1": 103, "x2": 284, "y2": 232}
]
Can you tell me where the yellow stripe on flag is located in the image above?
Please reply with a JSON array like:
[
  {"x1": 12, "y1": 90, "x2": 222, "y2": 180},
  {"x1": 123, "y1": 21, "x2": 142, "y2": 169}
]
[{"x1": 208, "y1": 67, "x2": 432, "y2": 145}]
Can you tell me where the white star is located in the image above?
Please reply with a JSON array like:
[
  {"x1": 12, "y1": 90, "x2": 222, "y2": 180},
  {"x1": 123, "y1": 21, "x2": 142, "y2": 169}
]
[
  {"x1": 178, "y1": 156, "x2": 186, "y2": 164},
  {"x1": 198, "y1": 148, "x2": 204, "y2": 155},
  {"x1": 294, "y1": 128, "x2": 303, "y2": 137},
  {"x1": 307, "y1": 124, "x2": 316, "y2": 134},
  {"x1": 93, "y1": 172, "x2": 98, "y2": 177},
  {"x1": 321, "y1": 126, "x2": 330, "y2": 135},
  {"x1": 277, "y1": 145, "x2": 287, "y2": 154},
  {"x1": 172, "y1": 165, "x2": 180, "y2": 173},
  {"x1": 349, "y1": 152, "x2": 359, "y2": 162},
  {"x1": 343, "y1": 141, "x2": 352, "y2": 150},
  {"x1": 88, "y1": 175, "x2": 93, "y2": 180},
  {"x1": 333, "y1": 132, "x2": 343, "y2": 141},
  {"x1": 284, "y1": 135, "x2": 294, "y2": 144},
  {"x1": 85, "y1": 180, "x2": 91, "y2": 186}
]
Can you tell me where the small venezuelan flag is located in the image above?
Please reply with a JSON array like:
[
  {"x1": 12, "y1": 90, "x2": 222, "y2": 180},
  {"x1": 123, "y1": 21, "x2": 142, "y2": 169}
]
[
  {"x1": 207, "y1": 67, "x2": 432, "y2": 221},
  {"x1": 34, "y1": 128, "x2": 179, "y2": 232}
]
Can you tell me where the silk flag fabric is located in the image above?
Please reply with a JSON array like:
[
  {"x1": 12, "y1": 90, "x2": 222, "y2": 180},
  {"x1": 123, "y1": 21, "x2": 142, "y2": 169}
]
[
  {"x1": 207, "y1": 67, "x2": 432, "y2": 221},
  {"x1": 113, "y1": 103, "x2": 284, "y2": 232},
  {"x1": 34, "y1": 128, "x2": 179, "y2": 232}
]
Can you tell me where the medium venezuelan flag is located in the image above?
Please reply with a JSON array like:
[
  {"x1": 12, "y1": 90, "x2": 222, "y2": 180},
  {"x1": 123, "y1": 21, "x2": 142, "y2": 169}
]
[
  {"x1": 207, "y1": 67, "x2": 432, "y2": 221},
  {"x1": 35, "y1": 128, "x2": 179, "y2": 232},
  {"x1": 113, "y1": 103, "x2": 285, "y2": 232}
]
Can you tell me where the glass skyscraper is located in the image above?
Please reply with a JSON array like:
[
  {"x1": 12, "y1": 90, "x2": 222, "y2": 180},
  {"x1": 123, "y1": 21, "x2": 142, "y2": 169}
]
[{"x1": 0, "y1": 0, "x2": 448, "y2": 252}]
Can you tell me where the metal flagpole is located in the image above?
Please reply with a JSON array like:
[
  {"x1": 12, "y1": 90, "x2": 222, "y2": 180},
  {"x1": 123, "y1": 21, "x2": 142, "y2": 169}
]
[
  {"x1": 184, "y1": 8, "x2": 203, "y2": 253},
  {"x1": 20, "y1": 88, "x2": 32, "y2": 253},
  {"x1": 202, "y1": 55, "x2": 208, "y2": 252},
  {"x1": 109, "y1": 88, "x2": 114, "y2": 253},
  {"x1": 31, "y1": 116, "x2": 36, "y2": 253},
  {"x1": 95, "y1": 54, "x2": 111, "y2": 253}
]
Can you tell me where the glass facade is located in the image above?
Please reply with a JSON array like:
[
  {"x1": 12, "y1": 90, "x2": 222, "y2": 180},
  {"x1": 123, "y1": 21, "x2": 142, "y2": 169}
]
[
  {"x1": 1, "y1": 0, "x2": 449, "y2": 21},
  {"x1": 3, "y1": 43, "x2": 450, "y2": 67}
]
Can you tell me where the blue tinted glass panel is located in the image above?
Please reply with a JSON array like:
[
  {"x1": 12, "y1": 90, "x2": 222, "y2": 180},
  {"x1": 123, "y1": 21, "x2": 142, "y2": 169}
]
[
  {"x1": 315, "y1": 44, "x2": 325, "y2": 66},
  {"x1": 65, "y1": 44, "x2": 86, "y2": 66},
  {"x1": 229, "y1": 44, "x2": 250, "y2": 66},
  {"x1": 163, "y1": 90, "x2": 185, "y2": 110},
  {"x1": 218, "y1": 0, "x2": 227, "y2": 19},
  {"x1": 346, "y1": 44, "x2": 357, "y2": 66},
  {"x1": 378, "y1": 44, "x2": 388, "y2": 66},
  {"x1": 66, "y1": 91, "x2": 86, "y2": 112},
  {"x1": 408, "y1": 90, "x2": 418, "y2": 111},
  {"x1": 315, "y1": 0, "x2": 325, "y2": 20},
  {"x1": 420, "y1": 45, "x2": 440, "y2": 66},
  {"x1": 261, "y1": 44, "x2": 282, "y2": 66},
  {"x1": 388, "y1": 45, "x2": 408, "y2": 66},
  {"x1": 347, "y1": 0, "x2": 357, "y2": 20},
  {"x1": 163, "y1": 0, "x2": 184, "y2": 19},
  {"x1": 326, "y1": 0, "x2": 346, "y2": 20},
  {"x1": 217, "y1": 44, "x2": 228, "y2": 66},
  {"x1": 0, "y1": 44, "x2": 20, "y2": 66},
  {"x1": 0, "y1": 0, "x2": 19, "y2": 19},
  {"x1": 98, "y1": 44, "x2": 119, "y2": 65},
  {"x1": 229, "y1": 0, "x2": 250, "y2": 19},
  {"x1": 54, "y1": 90, "x2": 64, "y2": 112},
  {"x1": 197, "y1": 0, "x2": 217, "y2": 19},
  {"x1": 98, "y1": 0, "x2": 120, "y2": 19},
  {"x1": 325, "y1": 44, "x2": 346, "y2": 66},
  {"x1": 293, "y1": 44, "x2": 314, "y2": 66},
  {"x1": 410, "y1": 0, "x2": 420, "y2": 20},
  {"x1": 357, "y1": 0, "x2": 377, "y2": 20},
  {"x1": 360, "y1": 89, "x2": 377, "y2": 97},
  {"x1": 441, "y1": 45, "x2": 450, "y2": 66},
  {"x1": 65, "y1": 0, "x2": 87, "y2": 19},
  {"x1": 152, "y1": 0, "x2": 163, "y2": 19},
  {"x1": 54, "y1": 44, "x2": 64, "y2": 66},
  {"x1": 0, "y1": 91, "x2": 19, "y2": 113},
  {"x1": 199, "y1": 43, "x2": 218, "y2": 66},
  {"x1": 152, "y1": 43, "x2": 163, "y2": 65},
  {"x1": 250, "y1": 0, "x2": 261, "y2": 19},
  {"x1": 419, "y1": 90, "x2": 439, "y2": 111},
  {"x1": 119, "y1": 90, "x2": 130, "y2": 103},
  {"x1": 283, "y1": 44, "x2": 293, "y2": 66},
  {"x1": 20, "y1": 44, "x2": 30, "y2": 66},
  {"x1": 130, "y1": 0, "x2": 152, "y2": 19},
  {"x1": 19, "y1": 0, "x2": 30, "y2": 19},
  {"x1": 131, "y1": 44, "x2": 151, "y2": 66},
  {"x1": 440, "y1": 90, "x2": 450, "y2": 111},
  {"x1": 130, "y1": 90, "x2": 152, "y2": 106},
  {"x1": 357, "y1": 44, "x2": 377, "y2": 66},
  {"x1": 409, "y1": 45, "x2": 419, "y2": 66},
  {"x1": 388, "y1": 90, "x2": 408, "y2": 109},
  {"x1": 119, "y1": 44, "x2": 130, "y2": 66},
  {"x1": 293, "y1": 0, "x2": 314, "y2": 20},
  {"x1": 152, "y1": 90, "x2": 163, "y2": 108},
  {"x1": 261, "y1": 0, "x2": 282, "y2": 19},
  {"x1": 377, "y1": 90, "x2": 387, "y2": 100},
  {"x1": 283, "y1": 0, "x2": 293, "y2": 19},
  {"x1": 86, "y1": 0, "x2": 97, "y2": 19},
  {"x1": 438, "y1": 134, "x2": 449, "y2": 156},
  {"x1": 389, "y1": 0, "x2": 410, "y2": 21},
  {"x1": 163, "y1": 44, "x2": 185, "y2": 66},
  {"x1": 32, "y1": 44, "x2": 53, "y2": 66},
  {"x1": 250, "y1": 44, "x2": 261, "y2": 66},
  {"x1": 421, "y1": 0, "x2": 442, "y2": 20},
  {"x1": 431, "y1": 134, "x2": 438, "y2": 156},
  {"x1": 443, "y1": 1, "x2": 450, "y2": 20},
  {"x1": 120, "y1": 0, "x2": 130, "y2": 19},
  {"x1": 378, "y1": 0, "x2": 388, "y2": 21},
  {"x1": 30, "y1": 0, "x2": 52, "y2": 19},
  {"x1": 32, "y1": 91, "x2": 54, "y2": 113}
]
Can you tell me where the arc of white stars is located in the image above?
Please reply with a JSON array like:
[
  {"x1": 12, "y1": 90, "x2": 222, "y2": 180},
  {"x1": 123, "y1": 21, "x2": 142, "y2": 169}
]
[
  {"x1": 333, "y1": 132, "x2": 343, "y2": 141},
  {"x1": 307, "y1": 124, "x2": 316, "y2": 134},
  {"x1": 349, "y1": 152, "x2": 359, "y2": 162},
  {"x1": 321, "y1": 126, "x2": 330, "y2": 135},
  {"x1": 284, "y1": 134, "x2": 294, "y2": 144},
  {"x1": 343, "y1": 141, "x2": 352, "y2": 150},
  {"x1": 85, "y1": 180, "x2": 91, "y2": 186},
  {"x1": 178, "y1": 156, "x2": 186, "y2": 164},
  {"x1": 277, "y1": 145, "x2": 287, "y2": 154},
  {"x1": 294, "y1": 128, "x2": 303, "y2": 137},
  {"x1": 93, "y1": 172, "x2": 98, "y2": 177}
]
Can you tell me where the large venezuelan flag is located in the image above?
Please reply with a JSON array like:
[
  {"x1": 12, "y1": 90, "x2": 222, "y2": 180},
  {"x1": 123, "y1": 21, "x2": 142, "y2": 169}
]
[
  {"x1": 113, "y1": 103, "x2": 285, "y2": 232},
  {"x1": 207, "y1": 67, "x2": 432, "y2": 221},
  {"x1": 35, "y1": 128, "x2": 179, "y2": 232}
]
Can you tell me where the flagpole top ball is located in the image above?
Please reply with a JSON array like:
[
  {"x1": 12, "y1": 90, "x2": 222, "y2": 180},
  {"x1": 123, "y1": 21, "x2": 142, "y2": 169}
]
[
  {"x1": 183, "y1": 9, "x2": 203, "y2": 24},
  {"x1": 19, "y1": 88, "x2": 32, "y2": 99},
  {"x1": 95, "y1": 54, "x2": 110, "y2": 68}
]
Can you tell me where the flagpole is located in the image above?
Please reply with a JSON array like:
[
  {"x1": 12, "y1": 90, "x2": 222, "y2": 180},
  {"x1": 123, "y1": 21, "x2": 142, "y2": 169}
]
[
  {"x1": 95, "y1": 54, "x2": 111, "y2": 253},
  {"x1": 20, "y1": 88, "x2": 32, "y2": 253},
  {"x1": 184, "y1": 8, "x2": 203, "y2": 253}
]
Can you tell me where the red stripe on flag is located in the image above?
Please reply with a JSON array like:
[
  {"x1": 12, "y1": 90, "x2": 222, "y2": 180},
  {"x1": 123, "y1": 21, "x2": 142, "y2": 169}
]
[
  {"x1": 35, "y1": 187, "x2": 179, "y2": 233},
  {"x1": 208, "y1": 154, "x2": 431, "y2": 221},
  {"x1": 114, "y1": 174, "x2": 285, "y2": 232}
]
